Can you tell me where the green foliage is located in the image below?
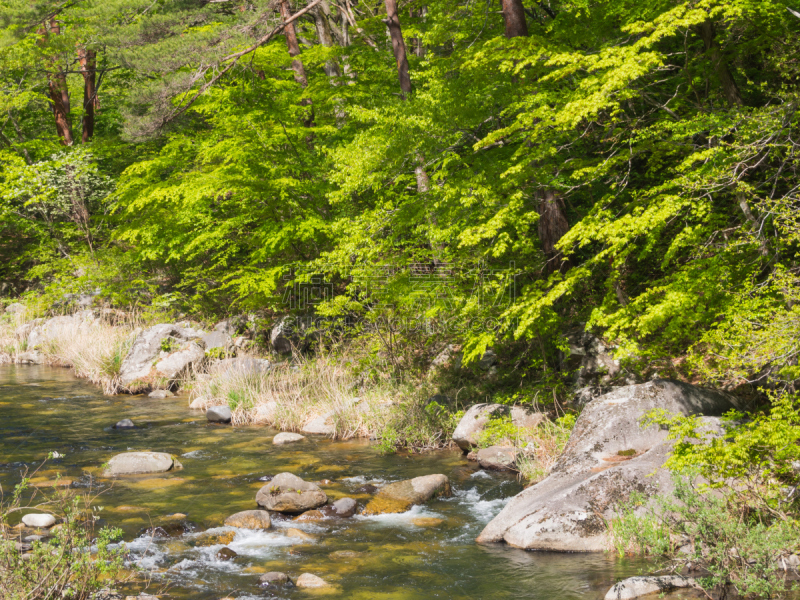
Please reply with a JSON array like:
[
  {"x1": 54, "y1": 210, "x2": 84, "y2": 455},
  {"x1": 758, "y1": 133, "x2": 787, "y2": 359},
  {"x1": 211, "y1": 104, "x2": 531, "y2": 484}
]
[
  {"x1": 476, "y1": 415, "x2": 524, "y2": 449},
  {"x1": 608, "y1": 491, "x2": 673, "y2": 558},
  {"x1": 0, "y1": 468, "x2": 127, "y2": 600},
  {"x1": 644, "y1": 392, "x2": 800, "y2": 514}
]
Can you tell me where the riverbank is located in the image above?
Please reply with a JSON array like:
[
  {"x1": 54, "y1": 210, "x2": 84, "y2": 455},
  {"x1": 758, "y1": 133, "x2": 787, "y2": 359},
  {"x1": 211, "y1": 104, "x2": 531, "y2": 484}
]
[{"x1": 0, "y1": 364, "x2": 659, "y2": 600}]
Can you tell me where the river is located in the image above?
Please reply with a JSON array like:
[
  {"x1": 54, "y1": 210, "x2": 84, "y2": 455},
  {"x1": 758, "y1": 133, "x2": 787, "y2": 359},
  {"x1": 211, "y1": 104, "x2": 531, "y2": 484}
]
[{"x1": 0, "y1": 364, "x2": 668, "y2": 599}]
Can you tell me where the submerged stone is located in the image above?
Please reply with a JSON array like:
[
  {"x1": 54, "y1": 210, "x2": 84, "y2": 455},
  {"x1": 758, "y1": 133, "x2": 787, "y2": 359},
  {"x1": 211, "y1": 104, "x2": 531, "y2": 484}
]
[
  {"x1": 605, "y1": 575, "x2": 697, "y2": 599},
  {"x1": 114, "y1": 419, "x2": 135, "y2": 430},
  {"x1": 216, "y1": 547, "x2": 237, "y2": 561},
  {"x1": 295, "y1": 573, "x2": 330, "y2": 588},
  {"x1": 273, "y1": 432, "x2": 305, "y2": 445},
  {"x1": 259, "y1": 571, "x2": 290, "y2": 586}
]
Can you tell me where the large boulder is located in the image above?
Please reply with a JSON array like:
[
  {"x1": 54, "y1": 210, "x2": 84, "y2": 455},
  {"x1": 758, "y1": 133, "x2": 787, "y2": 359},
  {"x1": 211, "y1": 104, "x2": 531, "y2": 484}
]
[
  {"x1": 270, "y1": 316, "x2": 297, "y2": 354},
  {"x1": 209, "y1": 357, "x2": 271, "y2": 377},
  {"x1": 118, "y1": 323, "x2": 206, "y2": 390},
  {"x1": 452, "y1": 404, "x2": 546, "y2": 451},
  {"x1": 201, "y1": 320, "x2": 234, "y2": 351},
  {"x1": 255, "y1": 473, "x2": 328, "y2": 513},
  {"x1": 27, "y1": 312, "x2": 98, "y2": 349},
  {"x1": 476, "y1": 380, "x2": 735, "y2": 551},
  {"x1": 363, "y1": 474, "x2": 451, "y2": 515},
  {"x1": 476, "y1": 446, "x2": 518, "y2": 471},
  {"x1": 5, "y1": 302, "x2": 26, "y2": 314},
  {"x1": 104, "y1": 452, "x2": 182, "y2": 476}
]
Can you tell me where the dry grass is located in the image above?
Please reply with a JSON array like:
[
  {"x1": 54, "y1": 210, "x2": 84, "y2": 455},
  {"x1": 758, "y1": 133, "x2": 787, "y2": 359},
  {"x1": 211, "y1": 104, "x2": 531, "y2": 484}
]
[
  {"x1": 190, "y1": 352, "x2": 407, "y2": 438},
  {"x1": 0, "y1": 306, "x2": 137, "y2": 394}
]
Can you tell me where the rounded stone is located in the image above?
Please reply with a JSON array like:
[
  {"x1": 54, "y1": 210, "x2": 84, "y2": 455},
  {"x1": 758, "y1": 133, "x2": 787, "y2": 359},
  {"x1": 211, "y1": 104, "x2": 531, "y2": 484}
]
[
  {"x1": 114, "y1": 419, "x2": 135, "y2": 430},
  {"x1": 363, "y1": 474, "x2": 451, "y2": 515},
  {"x1": 293, "y1": 509, "x2": 325, "y2": 522},
  {"x1": 148, "y1": 389, "x2": 174, "y2": 399},
  {"x1": 216, "y1": 547, "x2": 237, "y2": 561},
  {"x1": 273, "y1": 432, "x2": 306, "y2": 445},
  {"x1": 331, "y1": 497, "x2": 358, "y2": 517},
  {"x1": 21, "y1": 514, "x2": 56, "y2": 528},
  {"x1": 255, "y1": 472, "x2": 328, "y2": 513},
  {"x1": 207, "y1": 405, "x2": 232, "y2": 423},
  {"x1": 286, "y1": 527, "x2": 315, "y2": 541},
  {"x1": 295, "y1": 573, "x2": 330, "y2": 588},
  {"x1": 104, "y1": 452, "x2": 180, "y2": 476},
  {"x1": 224, "y1": 510, "x2": 271, "y2": 530},
  {"x1": 259, "y1": 571, "x2": 290, "y2": 586}
]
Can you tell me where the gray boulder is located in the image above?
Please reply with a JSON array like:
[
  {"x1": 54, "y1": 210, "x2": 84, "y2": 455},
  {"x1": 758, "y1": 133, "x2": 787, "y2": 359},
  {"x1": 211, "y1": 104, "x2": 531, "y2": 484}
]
[
  {"x1": 5, "y1": 302, "x2": 26, "y2": 314},
  {"x1": 104, "y1": 452, "x2": 182, "y2": 476},
  {"x1": 476, "y1": 380, "x2": 735, "y2": 551},
  {"x1": 206, "y1": 405, "x2": 232, "y2": 423},
  {"x1": 273, "y1": 432, "x2": 305, "y2": 445},
  {"x1": 119, "y1": 323, "x2": 206, "y2": 390},
  {"x1": 27, "y1": 312, "x2": 97, "y2": 348},
  {"x1": 270, "y1": 316, "x2": 297, "y2": 354},
  {"x1": 477, "y1": 446, "x2": 518, "y2": 471},
  {"x1": 301, "y1": 411, "x2": 335, "y2": 435},
  {"x1": 209, "y1": 357, "x2": 271, "y2": 377},
  {"x1": 452, "y1": 404, "x2": 546, "y2": 451},
  {"x1": 255, "y1": 473, "x2": 328, "y2": 513},
  {"x1": 605, "y1": 576, "x2": 697, "y2": 599},
  {"x1": 363, "y1": 474, "x2": 451, "y2": 515},
  {"x1": 148, "y1": 390, "x2": 174, "y2": 399},
  {"x1": 201, "y1": 320, "x2": 234, "y2": 351}
]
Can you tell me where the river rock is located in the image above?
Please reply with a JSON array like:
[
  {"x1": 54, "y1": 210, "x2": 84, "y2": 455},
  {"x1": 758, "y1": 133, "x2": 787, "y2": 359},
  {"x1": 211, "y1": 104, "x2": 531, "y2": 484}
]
[
  {"x1": 206, "y1": 405, "x2": 232, "y2": 423},
  {"x1": 27, "y1": 312, "x2": 98, "y2": 349},
  {"x1": 5, "y1": 302, "x2": 25, "y2": 314},
  {"x1": 452, "y1": 404, "x2": 546, "y2": 451},
  {"x1": 270, "y1": 316, "x2": 296, "y2": 354},
  {"x1": 216, "y1": 547, "x2": 237, "y2": 561},
  {"x1": 286, "y1": 527, "x2": 315, "y2": 541},
  {"x1": 148, "y1": 389, "x2": 174, "y2": 399},
  {"x1": 188, "y1": 397, "x2": 207, "y2": 409},
  {"x1": 477, "y1": 446, "x2": 518, "y2": 471},
  {"x1": 224, "y1": 510, "x2": 271, "y2": 529},
  {"x1": 114, "y1": 419, "x2": 135, "y2": 430},
  {"x1": 273, "y1": 432, "x2": 305, "y2": 445},
  {"x1": 605, "y1": 575, "x2": 697, "y2": 599},
  {"x1": 300, "y1": 411, "x2": 335, "y2": 435},
  {"x1": 118, "y1": 323, "x2": 206, "y2": 390},
  {"x1": 295, "y1": 573, "x2": 330, "y2": 588},
  {"x1": 363, "y1": 474, "x2": 451, "y2": 515},
  {"x1": 209, "y1": 357, "x2": 271, "y2": 377},
  {"x1": 259, "y1": 572, "x2": 290, "y2": 586},
  {"x1": 16, "y1": 350, "x2": 43, "y2": 364},
  {"x1": 332, "y1": 497, "x2": 357, "y2": 517},
  {"x1": 294, "y1": 509, "x2": 325, "y2": 521},
  {"x1": 255, "y1": 473, "x2": 328, "y2": 512},
  {"x1": 22, "y1": 514, "x2": 56, "y2": 528},
  {"x1": 476, "y1": 380, "x2": 736, "y2": 551},
  {"x1": 104, "y1": 452, "x2": 182, "y2": 476}
]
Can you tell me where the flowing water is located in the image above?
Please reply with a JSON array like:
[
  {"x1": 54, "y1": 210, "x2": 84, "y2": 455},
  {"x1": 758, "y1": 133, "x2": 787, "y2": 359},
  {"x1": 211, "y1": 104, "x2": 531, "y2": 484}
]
[{"x1": 0, "y1": 364, "x2": 685, "y2": 599}]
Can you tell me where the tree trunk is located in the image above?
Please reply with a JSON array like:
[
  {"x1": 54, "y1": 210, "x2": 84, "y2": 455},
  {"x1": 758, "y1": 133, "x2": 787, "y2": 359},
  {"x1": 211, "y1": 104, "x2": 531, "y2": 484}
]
[
  {"x1": 537, "y1": 190, "x2": 570, "y2": 274},
  {"x1": 44, "y1": 19, "x2": 73, "y2": 146},
  {"x1": 699, "y1": 21, "x2": 743, "y2": 107},
  {"x1": 313, "y1": 4, "x2": 341, "y2": 78},
  {"x1": 280, "y1": 0, "x2": 308, "y2": 88},
  {"x1": 78, "y1": 48, "x2": 97, "y2": 143},
  {"x1": 500, "y1": 0, "x2": 528, "y2": 38},
  {"x1": 384, "y1": 0, "x2": 412, "y2": 96}
]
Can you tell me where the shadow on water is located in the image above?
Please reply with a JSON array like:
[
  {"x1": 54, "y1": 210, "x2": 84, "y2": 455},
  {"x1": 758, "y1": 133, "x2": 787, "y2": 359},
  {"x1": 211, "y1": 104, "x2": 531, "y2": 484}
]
[{"x1": 0, "y1": 364, "x2": 681, "y2": 599}]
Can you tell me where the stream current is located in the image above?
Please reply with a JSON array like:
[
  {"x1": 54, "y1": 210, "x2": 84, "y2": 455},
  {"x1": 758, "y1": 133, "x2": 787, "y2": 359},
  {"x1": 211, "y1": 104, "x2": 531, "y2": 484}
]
[{"x1": 1, "y1": 364, "x2": 667, "y2": 599}]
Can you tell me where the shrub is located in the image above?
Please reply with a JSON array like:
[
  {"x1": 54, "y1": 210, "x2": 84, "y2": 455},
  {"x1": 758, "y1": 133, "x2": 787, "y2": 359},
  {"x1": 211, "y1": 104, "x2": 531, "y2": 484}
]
[{"x1": 0, "y1": 464, "x2": 128, "y2": 599}]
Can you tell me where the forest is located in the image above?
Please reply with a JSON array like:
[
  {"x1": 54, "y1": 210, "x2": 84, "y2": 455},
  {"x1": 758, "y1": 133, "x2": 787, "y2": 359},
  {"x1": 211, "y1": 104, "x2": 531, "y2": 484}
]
[{"x1": 1, "y1": 0, "x2": 800, "y2": 597}]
